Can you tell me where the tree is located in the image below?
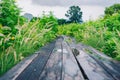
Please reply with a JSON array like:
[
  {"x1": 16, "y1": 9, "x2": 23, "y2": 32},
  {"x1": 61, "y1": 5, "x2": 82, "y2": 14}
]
[
  {"x1": 65, "y1": 6, "x2": 83, "y2": 23},
  {"x1": 105, "y1": 4, "x2": 120, "y2": 15},
  {"x1": 57, "y1": 19, "x2": 67, "y2": 25}
]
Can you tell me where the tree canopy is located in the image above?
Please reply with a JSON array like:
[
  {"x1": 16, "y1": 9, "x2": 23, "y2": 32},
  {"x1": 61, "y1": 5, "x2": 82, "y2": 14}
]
[
  {"x1": 105, "y1": 4, "x2": 120, "y2": 15},
  {"x1": 65, "y1": 6, "x2": 83, "y2": 23}
]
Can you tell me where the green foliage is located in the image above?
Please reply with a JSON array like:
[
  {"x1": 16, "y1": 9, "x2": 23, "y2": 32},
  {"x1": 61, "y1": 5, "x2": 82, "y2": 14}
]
[
  {"x1": 113, "y1": 38, "x2": 120, "y2": 60},
  {"x1": 57, "y1": 19, "x2": 67, "y2": 25},
  {"x1": 0, "y1": 0, "x2": 20, "y2": 27},
  {"x1": 65, "y1": 6, "x2": 83, "y2": 23},
  {"x1": 103, "y1": 37, "x2": 117, "y2": 57},
  {"x1": 104, "y1": 13, "x2": 120, "y2": 31},
  {"x1": 40, "y1": 12, "x2": 58, "y2": 33},
  {"x1": 0, "y1": 0, "x2": 26, "y2": 34},
  {"x1": 105, "y1": 4, "x2": 120, "y2": 15}
]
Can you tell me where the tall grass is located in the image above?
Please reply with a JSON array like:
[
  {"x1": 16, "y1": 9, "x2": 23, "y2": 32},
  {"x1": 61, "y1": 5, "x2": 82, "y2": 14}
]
[
  {"x1": 113, "y1": 30, "x2": 120, "y2": 60},
  {"x1": 0, "y1": 20, "x2": 56, "y2": 75}
]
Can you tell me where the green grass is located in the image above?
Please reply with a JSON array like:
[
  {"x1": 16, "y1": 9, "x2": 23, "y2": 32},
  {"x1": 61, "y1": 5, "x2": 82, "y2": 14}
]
[{"x1": 0, "y1": 19, "x2": 57, "y2": 76}]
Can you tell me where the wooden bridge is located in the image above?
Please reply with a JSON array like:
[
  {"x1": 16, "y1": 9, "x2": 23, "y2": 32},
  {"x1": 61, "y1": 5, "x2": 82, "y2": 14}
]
[{"x1": 0, "y1": 36, "x2": 120, "y2": 80}]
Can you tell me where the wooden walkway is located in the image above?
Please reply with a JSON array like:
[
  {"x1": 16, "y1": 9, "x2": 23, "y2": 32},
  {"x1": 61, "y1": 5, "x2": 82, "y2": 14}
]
[{"x1": 0, "y1": 36, "x2": 120, "y2": 80}]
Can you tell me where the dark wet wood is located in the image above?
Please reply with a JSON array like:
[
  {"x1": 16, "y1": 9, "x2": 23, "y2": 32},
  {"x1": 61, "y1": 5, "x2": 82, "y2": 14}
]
[{"x1": 15, "y1": 41, "x2": 56, "y2": 80}]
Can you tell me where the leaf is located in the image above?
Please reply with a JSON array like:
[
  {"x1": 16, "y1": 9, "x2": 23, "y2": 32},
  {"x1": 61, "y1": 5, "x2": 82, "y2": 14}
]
[
  {"x1": 0, "y1": 33, "x2": 5, "y2": 38},
  {"x1": 1, "y1": 26, "x2": 11, "y2": 31}
]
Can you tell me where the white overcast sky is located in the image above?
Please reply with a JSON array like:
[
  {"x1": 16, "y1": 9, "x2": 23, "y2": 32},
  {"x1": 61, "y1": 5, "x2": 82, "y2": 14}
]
[{"x1": 17, "y1": 0, "x2": 120, "y2": 21}]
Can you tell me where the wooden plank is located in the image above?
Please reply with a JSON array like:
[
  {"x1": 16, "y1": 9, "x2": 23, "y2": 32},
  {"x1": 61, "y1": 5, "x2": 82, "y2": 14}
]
[
  {"x1": 62, "y1": 41, "x2": 84, "y2": 80},
  {"x1": 76, "y1": 43, "x2": 120, "y2": 80},
  {"x1": 88, "y1": 48, "x2": 120, "y2": 80},
  {"x1": 15, "y1": 41, "x2": 56, "y2": 80},
  {"x1": 39, "y1": 38, "x2": 63, "y2": 80},
  {"x1": 0, "y1": 54, "x2": 38, "y2": 80},
  {"x1": 90, "y1": 54, "x2": 120, "y2": 80},
  {"x1": 75, "y1": 44, "x2": 115, "y2": 80}
]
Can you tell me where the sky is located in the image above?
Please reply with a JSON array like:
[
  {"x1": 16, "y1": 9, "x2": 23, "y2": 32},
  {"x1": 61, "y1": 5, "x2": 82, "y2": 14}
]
[{"x1": 17, "y1": 0, "x2": 120, "y2": 21}]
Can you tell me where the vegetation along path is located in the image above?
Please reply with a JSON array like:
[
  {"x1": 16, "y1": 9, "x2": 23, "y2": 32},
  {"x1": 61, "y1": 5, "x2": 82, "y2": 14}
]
[{"x1": 0, "y1": 36, "x2": 120, "y2": 80}]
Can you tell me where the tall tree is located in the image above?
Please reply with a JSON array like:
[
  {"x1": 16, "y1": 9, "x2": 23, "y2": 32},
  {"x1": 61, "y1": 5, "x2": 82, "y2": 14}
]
[
  {"x1": 65, "y1": 6, "x2": 83, "y2": 23},
  {"x1": 57, "y1": 19, "x2": 66, "y2": 25},
  {"x1": 105, "y1": 4, "x2": 120, "y2": 15}
]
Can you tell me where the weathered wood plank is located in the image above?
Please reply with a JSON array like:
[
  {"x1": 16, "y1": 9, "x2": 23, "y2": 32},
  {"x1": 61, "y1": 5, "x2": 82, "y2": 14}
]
[
  {"x1": 15, "y1": 41, "x2": 56, "y2": 80},
  {"x1": 76, "y1": 50, "x2": 114, "y2": 80},
  {"x1": 76, "y1": 43, "x2": 120, "y2": 80},
  {"x1": 39, "y1": 38, "x2": 63, "y2": 80},
  {"x1": 74, "y1": 44, "x2": 116, "y2": 80},
  {"x1": 62, "y1": 41, "x2": 84, "y2": 80},
  {"x1": 88, "y1": 49, "x2": 120, "y2": 80},
  {"x1": 0, "y1": 53, "x2": 38, "y2": 80}
]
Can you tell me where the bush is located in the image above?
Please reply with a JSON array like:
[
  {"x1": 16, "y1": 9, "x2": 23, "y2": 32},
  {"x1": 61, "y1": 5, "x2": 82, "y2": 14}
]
[{"x1": 104, "y1": 13, "x2": 120, "y2": 31}]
